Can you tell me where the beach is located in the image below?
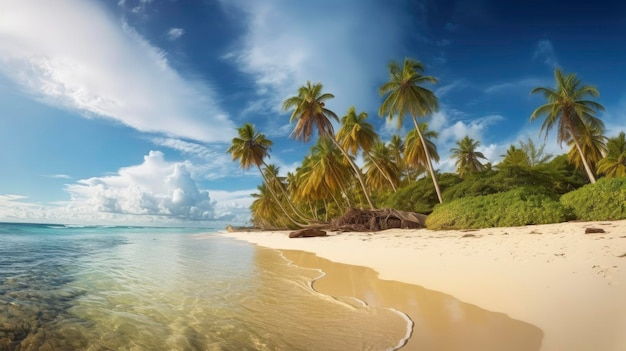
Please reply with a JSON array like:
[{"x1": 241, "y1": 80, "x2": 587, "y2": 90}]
[{"x1": 222, "y1": 220, "x2": 626, "y2": 351}]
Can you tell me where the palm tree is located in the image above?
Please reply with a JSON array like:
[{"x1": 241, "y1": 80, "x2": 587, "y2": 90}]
[
  {"x1": 336, "y1": 107, "x2": 397, "y2": 191},
  {"x1": 379, "y1": 58, "x2": 443, "y2": 203},
  {"x1": 567, "y1": 124, "x2": 607, "y2": 177},
  {"x1": 404, "y1": 123, "x2": 439, "y2": 179},
  {"x1": 499, "y1": 145, "x2": 530, "y2": 169},
  {"x1": 296, "y1": 137, "x2": 353, "y2": 207},
  {"x1": 597, "y1": 132, "x2": 626, "y2": 177},
  {"x1": 530, "y1": 68, "x2": 605, "y2": 183},
  {"x1": 283, "y1": 82, "x2": 375, "y2": 209},
  {"x1": 227, "y1": 123, "x2": 306, "y2": 227},
  {"x1": 450, "y1": 136, "x2": 487, "y2": 177},
  {"x1": 364, "y1": 141, "x2": 401, "y2": 192}
]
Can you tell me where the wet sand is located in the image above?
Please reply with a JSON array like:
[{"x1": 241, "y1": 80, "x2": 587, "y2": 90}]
[{"x1": 222, "y1": 220, "x2": 626, "y2": 351}]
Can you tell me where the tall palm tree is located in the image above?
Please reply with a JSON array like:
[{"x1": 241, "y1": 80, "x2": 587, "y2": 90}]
[
  {"x1": 379, "y1": 58, "x2": 443, "y2": 203},
  {"x1": 597, "y1": 132, "x2": 626, "y2": 178},
  {"x1": 450, "y1": 136, "x2": 487, "y2": 177},
  {"x1": 283, "y1": 82, "x2": 375, "y2": 209},
  {"x1": 227, "y1": 123, "x2": 306, "y2": 227},
  {"x1": 404, "y1": 123, "x2": 439, "y2": 179},
  {"x1": 530, "y1": 68, "x2": 605, "y2": 183}
]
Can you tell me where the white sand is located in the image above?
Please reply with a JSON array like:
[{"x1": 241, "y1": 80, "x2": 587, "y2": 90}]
[{"x1": 221, "y1": 220, "x2": 626, "y2": 351}]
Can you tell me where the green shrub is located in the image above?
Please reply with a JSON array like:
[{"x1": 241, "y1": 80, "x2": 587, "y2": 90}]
[
  {"x1": 426, "y1": 188, "x2": 569, "y2": 230},
  {"x1": 560, "y1": 177, "x2": 626, "y2": 221},
  {"x1": 380, "y1": 173, "x2": 461, "y2": 214}
]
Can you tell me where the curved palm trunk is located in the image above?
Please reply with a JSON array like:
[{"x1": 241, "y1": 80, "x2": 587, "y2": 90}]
[
  {"x1": 256, "y1": 165, "x2": 307, "y2": 227},
  {"x1": 330, "y1": 138, "x2": 376, "y2": 209},
  {"x1": 572, "y1": 139, "x2": 597, "y2": 183},
  {"x1": 367, "y1": 154, "x2": 398, "y2": 192},
  {"x1": 262, "y1": 161, "x2": 310, "y2": 222},
  {"x1": 411, "y1": 116, "x2": 443, "y2": 203}
]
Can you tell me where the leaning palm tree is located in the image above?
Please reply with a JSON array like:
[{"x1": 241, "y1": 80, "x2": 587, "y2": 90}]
[
  {"x1": 364, "y1": 140, "x2": 401, "y2": 192},
  {"x1": 227, "y1": 123, "x2": 306, "y2": 227},
  {"x1": 530, "y1": 68, "x2": 605, "y2": 183},
  {"x1": 379, "y1": 58, "x2": 443, "y2": 203},
  {"x1": 282, "y1": 82, "x2": 375, "y2": 209},
  {"x1": 597, "y1": 132, "x2": 626, "y2": 178},
  {"x1": 404, "y1": 123, "x2": 440, "y2": 180},
  {"x1": 450, "y1": 136, "x2": 487, "y2": 177},
  {"x1": 567, "y1": 124, "x2": 607, "y2": 177}
]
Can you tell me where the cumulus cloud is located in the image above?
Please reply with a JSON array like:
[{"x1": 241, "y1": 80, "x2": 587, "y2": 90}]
[
  {"x1": 0, "y1": 0, "x2": 234, "y2": 142},
  {"x1": 533, "y1": 39, "x2": 558, "y2": 67},
  {"x1": 65, "y1": 151, "x2": 217, "y2": 220},
  {"x1": 167, "y1": 27, "x2": 185, "y2": 41},
  {"x1": 221, "y1": 0, "x2": 409, "y2": 117}
]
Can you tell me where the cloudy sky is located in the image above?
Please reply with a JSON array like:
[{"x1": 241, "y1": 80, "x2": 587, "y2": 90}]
[{"x1": 0, "y1": 0, "x2": 624, "y2": 226}]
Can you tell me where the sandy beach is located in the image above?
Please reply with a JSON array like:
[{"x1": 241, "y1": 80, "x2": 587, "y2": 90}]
[{"x1": 221, "y1": 220, "x2": 626, "y2": 351}]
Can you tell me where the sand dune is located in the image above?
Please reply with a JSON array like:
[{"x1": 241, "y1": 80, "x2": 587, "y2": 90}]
[{"x1": 222, "y1": 220, "x2": 626, "y2": 351}]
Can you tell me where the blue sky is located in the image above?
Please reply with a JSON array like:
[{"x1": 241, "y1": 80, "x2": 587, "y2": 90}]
[{"x1": 0, "y1": 0, "x2": 624, "y2": 226}]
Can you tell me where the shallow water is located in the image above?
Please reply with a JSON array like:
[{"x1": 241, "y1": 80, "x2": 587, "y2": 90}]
[{"x1": 0, "y1": 223, "x2": 409, "y2": 350}]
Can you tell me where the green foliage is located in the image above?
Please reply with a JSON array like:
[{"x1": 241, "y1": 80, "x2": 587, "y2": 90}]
[
  {"x1": 560, "y1": 177, "x2": 626, "y2": 221},
  {"x1": 426, "y1": 188, "x2": 569, "y2": 230},
  {"x1": 380, "y1": 173, "x2": 461, "y2": 214}
]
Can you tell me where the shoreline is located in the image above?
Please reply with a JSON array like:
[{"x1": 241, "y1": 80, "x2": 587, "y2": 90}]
[{"x1": 221, "y1": 220, "x2": 626, "y2": 351}]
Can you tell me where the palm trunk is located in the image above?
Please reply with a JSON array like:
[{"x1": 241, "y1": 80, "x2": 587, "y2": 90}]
[
  {"x1": 573, "y1": 139, "x2": 597, "y2": 183},
  {"x1": 256, "y1": 165, "x2": 307, "y2": 227},
  {"x1": 411, "y1": 116, "x2": 443, "y2": 203},
  {"x1": 330, "y1": 137, "x2": 376, "y2": 209}
]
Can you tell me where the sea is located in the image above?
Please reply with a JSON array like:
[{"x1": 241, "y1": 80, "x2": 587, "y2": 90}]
[{"x1": 0, "y1": 223, "x2": 543, "y2": 351}]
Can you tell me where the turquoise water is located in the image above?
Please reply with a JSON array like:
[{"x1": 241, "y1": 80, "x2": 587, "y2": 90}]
[{"x1": 0, "y1": 223, "x2": 409, "y2": 350}]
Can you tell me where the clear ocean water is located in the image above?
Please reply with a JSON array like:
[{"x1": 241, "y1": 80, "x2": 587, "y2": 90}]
[{"x1": 0, "y1": 223, "x2": 410, "y2": 350}]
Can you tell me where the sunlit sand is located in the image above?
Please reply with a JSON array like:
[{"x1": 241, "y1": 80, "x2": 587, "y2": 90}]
[{"x1": 222, "y1": 220, "x2": 626, "y2": 351}]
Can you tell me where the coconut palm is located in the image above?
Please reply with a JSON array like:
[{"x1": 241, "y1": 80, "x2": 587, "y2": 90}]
[
  {"x1": 379, "y1": 58, "x2": 443, "y2": 202},
  {"x1": 500, "y1": 145, "x2": 530, "y2": 169},
  {"x1": 530, "y1": 68, "x2": 605, "y2": 183},
  {"x1": 404, "y1": 123, "x2": 440, "y2": 179},
  {"x1": 283, "y1": 82, "x2": 375, "y2": 209},
  {"x1": 227, "y1": 123, "x2": 306, "y2": 227},
  {"x1": 567, "y1": 124, "x2": 607, "y2": 177},
  {"x1": 450, "y1": 136, "x2": 487, "y2": 177},
  {"x1": 597, "y1": 132, "x2": 626, "y2": 177},
  {"x1": 364, "y1": 141, "x2": 401, "y2": 192},
  {"x1": 336, "y1": 107, "x2": 397, "y2": 191}
]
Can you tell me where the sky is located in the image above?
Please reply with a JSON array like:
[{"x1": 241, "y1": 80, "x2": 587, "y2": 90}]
[{"x1": 0, "y1": 0, "x2": 624, "y2": 227}]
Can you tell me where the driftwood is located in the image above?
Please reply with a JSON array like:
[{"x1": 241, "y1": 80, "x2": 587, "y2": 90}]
[
  {"x1": 585, "y1": 227, "x2": 606, "y2": 234},
  {"x1": 289, "y1": 228, "x2": 328, "y2": 238},
  {"x1": 328, "y1": 208, "x2": 427, "y2": 232}
]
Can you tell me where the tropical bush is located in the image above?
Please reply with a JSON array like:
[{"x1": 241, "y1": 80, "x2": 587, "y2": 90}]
[
  {"x1": 426, "y1": 188, "x2": 569, "y2": 230},
  {"x1": 560, "y1": 177, "x2": 626, "y2": 221},
  {"x1": 379, "y1": 173, "x2": 461, "y2": 214}
]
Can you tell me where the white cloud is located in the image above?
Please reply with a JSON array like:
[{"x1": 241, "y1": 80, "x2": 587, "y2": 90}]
[
  {"x1": 0, "y1": 0, "x2": 234, "y2": 143},
  {"x1": 533, "y1": 39, "x2": 558, "y2": 67},
  {"x1": 221, "y1": 0, "x2": 408, "y2": 119},
  {"x1": 64, "y1": 151, "x2": 217, "y2": 220},
  {"x1": 167, "y1": 27, "x2": 185, "y2": 41}
]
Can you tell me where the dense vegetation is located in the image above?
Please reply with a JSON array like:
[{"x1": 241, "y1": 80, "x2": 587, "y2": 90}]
[{"x1": 227, "y1": 60, "x2": 626, "y2": 230}]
